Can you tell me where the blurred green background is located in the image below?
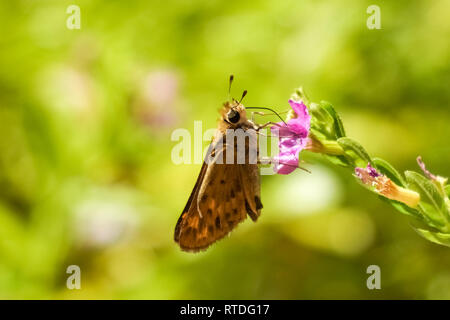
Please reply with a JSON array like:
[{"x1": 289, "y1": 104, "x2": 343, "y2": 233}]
[{"x1": 0, "y1": 0, "x2": 449, "y2": 299}]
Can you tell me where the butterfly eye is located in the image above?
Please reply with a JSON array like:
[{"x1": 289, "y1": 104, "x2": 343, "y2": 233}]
[{"x1": 227, "y1": 109, "x2": 240, "y2": 124}]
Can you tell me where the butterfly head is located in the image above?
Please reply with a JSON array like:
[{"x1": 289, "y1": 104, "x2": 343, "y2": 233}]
[
  {"x1": 222, "y1": 100, "x2": 248, "y2": 127},
  {"x1": 222, "y1": 85, "x2": 249, "y2": 127}
]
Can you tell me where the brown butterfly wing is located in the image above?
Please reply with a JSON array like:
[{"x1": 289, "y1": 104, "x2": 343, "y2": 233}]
[
  {"x1": 174, "y1": 161, "x2": 208, "y2": 244},
  {"x1": 239, "y1": 163, "x2": 263, "y2": 221},
  {"x1": 174, "y1": 135, "x2": 262, "y2": 252}
]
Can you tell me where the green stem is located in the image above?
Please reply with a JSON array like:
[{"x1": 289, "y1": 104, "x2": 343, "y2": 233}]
[
  {"x1": 306, "y1": 137, "x2": 345, "y2": 156},
  {"x1": 321, "y1": 140, "x2": 345, "y2": 155}
]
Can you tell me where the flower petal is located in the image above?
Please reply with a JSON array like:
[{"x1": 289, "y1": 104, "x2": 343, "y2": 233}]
[
  {"x1": 273, "y1": 152, "x2": 299, "y2": 175},
  {"x1": 279, "y1": 136, "x2": 305, "y2": 151},
  {"x1": 286, "y1": 118, "x2": 309, "y2": 138},
  {"x1": 288, "y1": 99, "x2": 311, "y2": 124},
  {"x1": 271, "y1": 122, "x2": 293, "y2": 137},
  {"x1": 270, "y1": 99, "x2": 311, "y2": 175}
]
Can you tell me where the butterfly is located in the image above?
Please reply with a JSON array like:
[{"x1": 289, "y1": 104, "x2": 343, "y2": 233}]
[{"x1": 174, "y1": 77, "x2": 264, "y2": 252}]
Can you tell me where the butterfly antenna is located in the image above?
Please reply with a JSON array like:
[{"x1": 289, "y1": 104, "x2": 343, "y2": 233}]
[
  {"x1": 246, "y1": 106, "x2": 287, "y2": 125},
  {"x1": 228, "y1": 75, "x2": 234, "y2": 100},
  {"x1": 239, "y1": 90, "x2": 247, "y2": 104}
]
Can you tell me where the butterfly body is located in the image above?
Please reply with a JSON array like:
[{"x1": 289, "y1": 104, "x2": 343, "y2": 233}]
[{"x1": 174, "y1": 100, "x2": 263, "y2": 252}]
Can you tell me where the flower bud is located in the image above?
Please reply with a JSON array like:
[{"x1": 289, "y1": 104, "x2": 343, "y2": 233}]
[{"x1": 355, "y1": 163, "x2": 420, "y2": 208}]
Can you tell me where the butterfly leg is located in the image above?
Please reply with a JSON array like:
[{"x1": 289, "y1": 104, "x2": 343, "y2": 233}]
[
  {"x1": 250, "y1": 110, "x2": 289, "y2": 123},
  {"x1": 257, "y1": 157, "x2": 311, "y2": 173},
  {"x1": 255, "y1": 121, "x2": 284, "y2": 131},
  {"x1": 257, "y1": 157, "x2": 273, "y2": 165},
  {"x1": 254, "y1": 131, "x2": 278, "y2": 138},
  {"x1": 250, "y1": 111, "x2": 263, "y2": 123}
]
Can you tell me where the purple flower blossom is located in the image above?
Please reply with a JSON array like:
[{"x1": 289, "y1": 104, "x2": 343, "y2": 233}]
[
  {"x1": 355, "y1": 163, "x2": 381, "y2": 184},
  {"x1": 271, "y1": 99, "x2": 311, "y2": 174},
  {"x1": 367, "y1": 163, "x2": 381, "y2": 178}
]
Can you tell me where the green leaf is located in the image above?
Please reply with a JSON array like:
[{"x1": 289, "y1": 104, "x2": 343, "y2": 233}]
[
  {"x1": 337, "y1": 137, "x2": 371, "y2": 168},
  {"x1": 372, "y1": 157, "x2": 406, "y2": 187},
  {"x1": 309, "y1": 103, "x2": 333, "y2": 124},
  {"x1": 410, "y1": 217, "x2": 450, "y2": 248},
  {"x1": 324, "y1": 154, "x2": 351, "y2": 167},
  {"x1": 446, "y1": 185, "x2": 450, "y2": 197},
  {"x1": 405, "y1": 170, "x2": 450, "y2": 228},
  {"x1": 294, "y1": 87, "x2": 311, "y2": 106},
  {"x1": 320, "y1": 101, "x2": 346, "y2": 138},
  {"x1": 309, "y1": 128, "x2": 327, "y2": 141},
  {"x1": 309, "y1": 103, "x2": 334, "y2": 139},
  {"x1": 379, "y1": 196, "x2": 423, "y2": 220},
  {"x1": 412, "y1": 226, "x2": 450, "y2": 247},
  {"x1": 308, "y1": 129, "x2": 350, "y2": 167}
]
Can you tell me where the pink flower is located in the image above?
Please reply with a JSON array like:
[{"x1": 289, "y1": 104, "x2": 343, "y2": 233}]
[{"x1": 271, "y1": 99, "x2": 311, "y2": 174}]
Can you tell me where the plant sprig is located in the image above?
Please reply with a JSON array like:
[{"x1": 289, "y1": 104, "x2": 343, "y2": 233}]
[{"x1": 292, "y1": 88, "x2": 450, "y2": 247}]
